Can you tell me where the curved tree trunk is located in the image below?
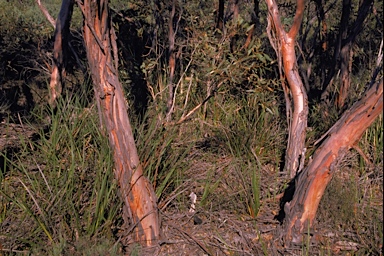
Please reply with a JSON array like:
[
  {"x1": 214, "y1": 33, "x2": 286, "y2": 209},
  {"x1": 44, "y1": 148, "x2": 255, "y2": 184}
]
[
  {"x1": 283, "y1": 79, "x2": 383, "y2": 246},
  {"x1": 265, "y1": 0, "x2": 308, "y2": 178},
  {"x1": 79, "y1": 0, "x2": 160, "y2": 246}
]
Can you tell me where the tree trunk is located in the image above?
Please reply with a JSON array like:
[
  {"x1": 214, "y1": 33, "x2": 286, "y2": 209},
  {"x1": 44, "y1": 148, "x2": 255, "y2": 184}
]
[
  {"x1": 166, "y1": 0, "x2": 176, "y2": 122},
  {"x1": 36, "y1": 0, "x2": 56, "y2": 27},
  {"x1": 321, "y1": 0, "x2": 373, "y2": 104},
  {"x1": 254, "y1": 0, "x2": 260, "y2": 27},
  {"x1": 265, "y1": 0, "x2": 308, "y2": 179},
  {"x1": 283, "y1": 79, "x2": 383, "y2": 246},
  {"x1": 229, "y1": 0, "x2": 239, "y2": 21},
  {"x1": 337, "y1": 43, "x2": 353, "y2": 108},
  {"x1": 48, "y1": 0, "x2": 74, "y2": 106},
  {"x1": 314, "y1": 0, "x2": 328, "y2": 86},
  {"x1": 80, "y1": 0, "x2": 160, "y2": 246},
  {"x1": 217, "y1": 0, "x2": 225, "y2": 31}
]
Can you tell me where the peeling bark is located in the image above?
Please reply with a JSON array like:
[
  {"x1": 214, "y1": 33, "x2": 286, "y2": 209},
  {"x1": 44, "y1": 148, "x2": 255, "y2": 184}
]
[
  {"x1": 79, "y1": 0, "x2": 160, "y2": 246},
  {"x1": 265, "y1": 0, "x2": 308, "y2": 178},
  {"x1": 283, "y1": 79, "x2": 383, "y2": 246}
]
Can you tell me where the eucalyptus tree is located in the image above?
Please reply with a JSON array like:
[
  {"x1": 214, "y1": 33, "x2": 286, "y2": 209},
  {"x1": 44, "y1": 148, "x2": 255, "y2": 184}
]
[
  {"x1": 264, "y1": 0, "x2": 382, "y2": 246},
  {"x1": 43, "y1": 0, "x2": 160, "y2": 246}
]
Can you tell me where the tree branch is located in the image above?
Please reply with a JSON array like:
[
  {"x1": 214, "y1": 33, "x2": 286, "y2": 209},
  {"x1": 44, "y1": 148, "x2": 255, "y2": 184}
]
[{"x1": 36, "y1": 0, "x2": 56, "y2": 28}]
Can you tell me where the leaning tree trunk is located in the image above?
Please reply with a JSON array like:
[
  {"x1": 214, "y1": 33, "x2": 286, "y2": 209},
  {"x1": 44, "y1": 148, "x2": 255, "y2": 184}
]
[
  {"x1": 266, "y1": 0, "x2": 308, "y2": 178},
  {"x1": 79, "y1": 0, "x2": 160, "y2": 246},
  {"x1": 283, "y1": 79, "x2": 383, "y2": 246}
]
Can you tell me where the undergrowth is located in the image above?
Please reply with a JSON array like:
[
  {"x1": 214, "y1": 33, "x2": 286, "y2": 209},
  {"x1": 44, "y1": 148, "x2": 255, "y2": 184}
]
[
  {"x1": 0, "y1": 95, "x2": 122, "y2": 255},
  {"x1": 0, "y1": 0, "x2": 382, "y2": 255}
]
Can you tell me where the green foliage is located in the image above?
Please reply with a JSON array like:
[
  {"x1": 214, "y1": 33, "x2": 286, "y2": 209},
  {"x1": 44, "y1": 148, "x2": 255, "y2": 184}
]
[
  {"x1": 133, "y1": 109, "x2": 192, "y2": 199},
  {"x1": 0, "y1": 0, "x2": 382, "y2": 254},
  {"x1": 360, "y1": 116, "x2": 383, "y2": 167},
  {"x1": 0, "y1": 0, "x2": 63, "y2": 50},
  {"x1": 0, "y1": 94, "x2": 122, "y2": 254}
]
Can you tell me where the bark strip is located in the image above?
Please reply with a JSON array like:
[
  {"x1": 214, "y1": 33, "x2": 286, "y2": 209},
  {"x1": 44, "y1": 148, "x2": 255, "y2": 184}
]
[
  {"x1": 80, "y1": 0, "x2": 160, "y2": 246},
  {"x1": 265, "y1": 0, "x2": 308, "y2": 178}
]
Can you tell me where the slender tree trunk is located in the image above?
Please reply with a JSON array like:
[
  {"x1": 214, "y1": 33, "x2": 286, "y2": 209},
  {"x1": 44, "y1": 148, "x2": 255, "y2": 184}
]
[
  {"x1": 80, "y1": 0, "x2": 160, "y2": 246},
  {"x1": 229, "y1": 0, "x2": 239, "y2": 21},
  {"x1": 254, "y1": 0, "x2": 260, "y2": 26},
  {"x1": 337, "y1": 43, "x2": 353, "y2": 108},
  {"x1": 321, "y1": 0, "x2": 373, "y2": 104},
  {"x1": 283, "y1": 79, "x2": 383, "y2": 246},
  {"x1": 217, "y1": 0, "x2": 225, "y2": 31},
  {"x1": 242, "y1": 0, "x2": 259, "y2": 49},
  {"x1": 314, "y1": 0, "x2": 327, "y2": 86},
  {"x1": 265, "y1": 0, "x2": 308, "y2": 178},
  {"x1": 48, "y1": 0, "x2": 74, "y2": 106},
  {"x1": 166, "y1": 0, "x2": 176, "y2": 122},
  {"x1": 321, "y1": 0, "x2": 350, "y2": 100},
  {"x1": 36, "y1": 0, "x2": 56, "y2": 27}
]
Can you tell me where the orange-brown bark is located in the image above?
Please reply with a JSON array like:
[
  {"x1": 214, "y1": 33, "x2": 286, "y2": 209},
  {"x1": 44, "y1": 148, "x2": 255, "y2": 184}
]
[
  {"x1": 265, "y1": 0, "x2": 308, "y2": 178},
  {"x1": 243, "y1": 26, "x2": 254, "y2": 50},
  {"x1": 80, "y1": 0, "x2": 160, "y2": 246},
  {"x1": 283, "y1": 79, "x2": 383, "y2": 245}
]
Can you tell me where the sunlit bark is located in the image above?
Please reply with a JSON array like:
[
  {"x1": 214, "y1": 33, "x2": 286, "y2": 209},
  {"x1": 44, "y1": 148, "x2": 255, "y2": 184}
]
[
  {"x1": 283, "y1": 79, "x2": 383, "y2": 245},
  {"x1": 79, "y1": 0, "x2": 160, "y2": 246},
  {"x1": 265, "y1": 0, "x2": 308, "y2": 178}
]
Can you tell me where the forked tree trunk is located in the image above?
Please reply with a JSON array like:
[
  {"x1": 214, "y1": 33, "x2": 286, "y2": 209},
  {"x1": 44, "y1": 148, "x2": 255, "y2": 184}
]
[
  {"x1": 321, "y1": 0, "x2": 373, "y2": 105},
  {"x1": 79, "y1": 0, "x2": 160, "y2": 246},
  {"x1": 283, "y1": 79, "x2": 383, "y2": 246},
  {"x1": 265, "y1": 0, "x2": 308, "y2": 178}
]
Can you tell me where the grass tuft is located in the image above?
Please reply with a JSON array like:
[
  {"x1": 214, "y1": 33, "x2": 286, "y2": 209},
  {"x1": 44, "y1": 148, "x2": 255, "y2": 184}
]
[{"x1": 0, "y1": 94, "x2": 122, "y2": 254}]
